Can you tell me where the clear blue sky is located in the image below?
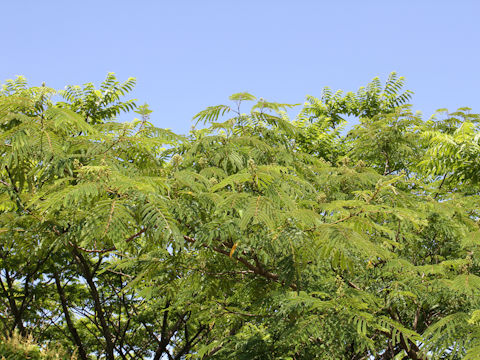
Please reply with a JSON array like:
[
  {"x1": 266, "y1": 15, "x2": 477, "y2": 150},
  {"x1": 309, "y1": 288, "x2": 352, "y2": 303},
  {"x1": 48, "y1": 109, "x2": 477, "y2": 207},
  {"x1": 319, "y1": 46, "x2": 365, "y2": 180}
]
[{"x1": 2, "y1": 0, "x2": 479, "y2": 134}]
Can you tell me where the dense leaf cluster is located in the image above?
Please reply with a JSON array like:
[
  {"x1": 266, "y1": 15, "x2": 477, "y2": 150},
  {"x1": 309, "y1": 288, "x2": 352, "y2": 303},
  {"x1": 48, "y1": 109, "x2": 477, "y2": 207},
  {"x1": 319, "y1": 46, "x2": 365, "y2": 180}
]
[
  {"x1": 1, "y1": 73, "x2": 480, "y2": 359},
  {"x1": 0, "y1": 332, "x2": 74, "y2": 360}
]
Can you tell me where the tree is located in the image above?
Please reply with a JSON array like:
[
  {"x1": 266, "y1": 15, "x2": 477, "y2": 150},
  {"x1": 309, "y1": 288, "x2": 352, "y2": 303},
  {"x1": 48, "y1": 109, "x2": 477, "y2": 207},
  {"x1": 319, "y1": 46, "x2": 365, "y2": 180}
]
[
  {"x1": 1, "y1": 73, "x2": 479, "y2": 359},
  {"x1": 0, "y1": 74, "x2": 205, "y2": 359}
]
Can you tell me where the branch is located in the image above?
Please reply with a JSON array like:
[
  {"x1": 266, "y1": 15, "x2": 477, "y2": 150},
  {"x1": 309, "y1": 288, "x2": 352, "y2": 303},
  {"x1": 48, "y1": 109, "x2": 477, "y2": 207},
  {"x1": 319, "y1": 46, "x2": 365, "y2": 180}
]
[
  {"x1": 53, "y1": 270, "x2": 88, "y2": 360},
  {"x1": 70, "y1": 246, "x2": 116, "y2": 360},
  {"x1": 183, "y1": 235, "x2": 296, "y2": 290},
  {"x1": 433, "y1": 173, "x2": 448, "y2": 199},
  {"x1": 73, "y1": 231, "x2": 295, "y2": 291},
  {"x1": 331, "y1": 211, "x2": 361, "y2": 225},
  {"x1": 69, "y1": 228, "x2": 146, "y2": 254}
]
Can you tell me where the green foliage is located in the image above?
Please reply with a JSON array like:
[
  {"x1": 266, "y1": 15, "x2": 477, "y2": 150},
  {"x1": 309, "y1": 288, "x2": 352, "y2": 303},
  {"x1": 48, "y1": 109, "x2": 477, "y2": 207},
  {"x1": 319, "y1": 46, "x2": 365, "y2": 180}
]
[
  {"x1": 0, "y1": 332, "x2": 75, "y2": 360},
  {"x1": 57, "y1": 72, "x2": 137, "y2": 124},
  {"x1": 294, "y1": 72, "x2": 413, "y2": 163},
  {"x1": 1, "y1": 73, "x2": 479, "y2": 360},
  {"x1": 348, "y1": 105, "x2": 423, "y2": 175}
]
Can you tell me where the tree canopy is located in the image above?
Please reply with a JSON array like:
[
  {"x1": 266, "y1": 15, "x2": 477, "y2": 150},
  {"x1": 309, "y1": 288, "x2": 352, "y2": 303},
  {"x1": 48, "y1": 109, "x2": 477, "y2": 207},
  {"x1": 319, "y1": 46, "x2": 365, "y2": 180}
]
[{"x1": 1, "y1": 73, "x2": 480, "y2": 359}]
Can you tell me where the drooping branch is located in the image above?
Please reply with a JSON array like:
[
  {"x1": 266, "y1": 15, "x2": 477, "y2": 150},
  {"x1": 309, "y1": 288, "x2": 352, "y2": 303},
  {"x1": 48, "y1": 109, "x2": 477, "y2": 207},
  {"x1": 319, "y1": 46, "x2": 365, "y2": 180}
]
[
  {"x1": 183, "y1": 235, "x2": 296, "y2": 290},
  {"x1": 70, "y1": 230, "x2": 295, "y2": 290},
  {"x1": 69, "y1": 228, "x2": 146, "y2": 254}
]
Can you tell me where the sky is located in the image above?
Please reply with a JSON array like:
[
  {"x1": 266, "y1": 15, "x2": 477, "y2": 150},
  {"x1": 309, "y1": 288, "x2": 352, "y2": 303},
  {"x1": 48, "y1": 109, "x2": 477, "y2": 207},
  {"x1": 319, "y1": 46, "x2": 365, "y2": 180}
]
[{"x1": 1, "y1": 0, "x2": 479, "y2": 134}]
